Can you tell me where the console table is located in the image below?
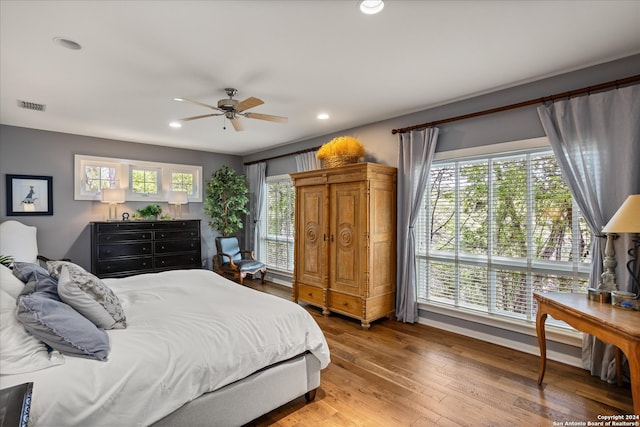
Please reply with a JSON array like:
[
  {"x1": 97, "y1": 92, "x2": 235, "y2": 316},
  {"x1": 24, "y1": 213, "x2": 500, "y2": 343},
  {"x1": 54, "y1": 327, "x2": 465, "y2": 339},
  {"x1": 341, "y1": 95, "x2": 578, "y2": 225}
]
[{"x1": 534, "y1": 291, "x2": 639, "y2": 415}]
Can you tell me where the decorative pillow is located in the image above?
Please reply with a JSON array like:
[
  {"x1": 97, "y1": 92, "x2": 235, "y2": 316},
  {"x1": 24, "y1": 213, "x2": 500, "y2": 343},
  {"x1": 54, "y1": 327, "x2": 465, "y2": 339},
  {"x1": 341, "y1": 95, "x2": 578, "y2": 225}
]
[
  {"x1": 0, "y1": 288, "x2": 65, "y2": 374},
  {"x1": 0, "y1": 264, "x2": 24, "y2": 299},
  {"x1": 12, "y1": 262, "x2": 59, "y2": 299},
  {"x1": 16, "y1": 292, "x2": 110, "y2": 361},
  {"x1": 47, "y1": 261, "x2": 126, "y2": 329}
]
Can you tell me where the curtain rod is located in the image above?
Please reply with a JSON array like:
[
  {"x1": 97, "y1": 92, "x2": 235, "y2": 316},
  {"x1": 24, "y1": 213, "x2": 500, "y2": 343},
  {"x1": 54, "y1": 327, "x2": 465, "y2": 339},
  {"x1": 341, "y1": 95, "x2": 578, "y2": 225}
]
[
  {"x1": 244, "y1": 145, "x2": 321, "y2": 166},
  {"x1": 391, "y1": 74, "x2": 640, "y2": 135}
]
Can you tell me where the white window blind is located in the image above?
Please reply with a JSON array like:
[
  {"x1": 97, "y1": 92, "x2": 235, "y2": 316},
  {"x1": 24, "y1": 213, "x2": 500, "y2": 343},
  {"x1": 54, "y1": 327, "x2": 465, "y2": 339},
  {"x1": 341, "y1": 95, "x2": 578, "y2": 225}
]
[
  {"x1": 416, "y1": 148, "x2": 592, "y2": 323},
  {"x1": 263, "y1": 177, "x2": 295, "y2": 272}
]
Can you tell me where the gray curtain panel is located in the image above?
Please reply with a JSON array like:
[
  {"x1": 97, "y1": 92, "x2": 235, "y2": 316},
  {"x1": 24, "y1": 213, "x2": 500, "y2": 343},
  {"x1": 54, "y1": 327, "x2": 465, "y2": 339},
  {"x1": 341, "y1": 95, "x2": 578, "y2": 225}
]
[
  {"x1": 396, "y1": 128, "x2": 439, "y2": 323},
  {"x1": 537, "y1": 83, "x2": 640, "y2": 382},
  {"x1": 244, "y1": 162, "x2": 266, "y2": 260},
  {"x1": 295, "y1": 150, "x2": 321, "y2": 172}
]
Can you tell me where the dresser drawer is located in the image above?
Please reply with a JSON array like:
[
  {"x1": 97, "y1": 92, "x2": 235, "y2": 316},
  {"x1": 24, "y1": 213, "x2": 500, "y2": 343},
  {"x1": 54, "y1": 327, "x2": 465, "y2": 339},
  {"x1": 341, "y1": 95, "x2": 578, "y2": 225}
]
[
  {"x1": 297, "y1": 283, "x2": 324, "y2": 306},
  {"x1": 329, "y1": 292, "x2": 363, "y2": 317},
  {"x1": 98, "y1": 242, "x2": 152, "y2": 259},
  {"x1": 95, "y1": 257, "x2": 153, "y2": 276},
  {"x1": 95, "y1": 222, "x2": 155, "y2": 233},
  {"x1": 155, "y1": 253, "x2": 201, "y2": 270},
  {"x1": 154, "y1": 229, "x2": 200, "y2": 240},
  {"x1": 98, "y1": 232, "x2": 152, "y2": 244},
  {"x1": 155, "y1": 240, "x2": 199, "y2": 254}
]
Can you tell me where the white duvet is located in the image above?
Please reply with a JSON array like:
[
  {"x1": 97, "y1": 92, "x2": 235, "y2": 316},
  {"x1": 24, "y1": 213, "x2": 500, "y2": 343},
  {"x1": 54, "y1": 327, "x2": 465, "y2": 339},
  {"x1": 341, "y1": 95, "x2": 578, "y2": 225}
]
[{"x1": 0, "y1": 269, "x2": 330, "y2": 426}]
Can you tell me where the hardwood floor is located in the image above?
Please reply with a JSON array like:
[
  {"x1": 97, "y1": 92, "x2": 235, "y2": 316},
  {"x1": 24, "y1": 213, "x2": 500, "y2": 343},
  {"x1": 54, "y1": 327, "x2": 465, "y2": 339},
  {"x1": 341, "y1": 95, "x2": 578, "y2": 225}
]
[{"x1": 242, "y1": 280, "x2": 635, "y2": 426}]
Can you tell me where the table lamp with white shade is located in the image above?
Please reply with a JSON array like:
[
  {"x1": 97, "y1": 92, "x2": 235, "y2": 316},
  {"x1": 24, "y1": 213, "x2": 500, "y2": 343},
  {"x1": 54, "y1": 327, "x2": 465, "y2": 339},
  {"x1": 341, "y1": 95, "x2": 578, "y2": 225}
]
[
  {"x1": 168, "y1": 191, "x2": 188, "y2": 218},
  {"x1": 602, "y1": 194, "x2": 640, "y2": 299},
  {"x1": 101, "y1": 188, "x2": 125, "y2": 221}
]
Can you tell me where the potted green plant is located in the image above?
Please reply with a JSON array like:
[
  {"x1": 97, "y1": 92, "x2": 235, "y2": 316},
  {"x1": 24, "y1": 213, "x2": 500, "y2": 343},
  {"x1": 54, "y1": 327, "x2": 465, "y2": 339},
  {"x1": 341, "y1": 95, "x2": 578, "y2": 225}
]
[
  {"x1": 204, "y1": 165, "x2": 249, "y2": 236},
  {"x1": 136, "y1": 204, "x2": 163, "y2": 220}
]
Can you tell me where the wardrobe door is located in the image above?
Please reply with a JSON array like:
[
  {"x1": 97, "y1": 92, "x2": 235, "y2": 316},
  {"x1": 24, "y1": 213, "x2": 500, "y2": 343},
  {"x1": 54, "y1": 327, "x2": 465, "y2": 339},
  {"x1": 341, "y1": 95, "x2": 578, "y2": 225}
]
[
  {"x1": 296, "y1": 185, "x2": 327, "y2": 288},
  {"x1": 329, "y1": 181, "x2": 366, "y2": 295}
]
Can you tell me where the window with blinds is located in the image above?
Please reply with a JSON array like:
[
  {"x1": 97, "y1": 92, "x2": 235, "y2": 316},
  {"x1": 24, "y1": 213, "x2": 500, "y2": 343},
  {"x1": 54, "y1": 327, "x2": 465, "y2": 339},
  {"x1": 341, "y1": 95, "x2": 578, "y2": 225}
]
[
  {"x1": 263, "y1": 177, "x2": 296, "y2": 272},
  {"x1": 416, "y1": 148, "x2": 592, "y2": 322}
]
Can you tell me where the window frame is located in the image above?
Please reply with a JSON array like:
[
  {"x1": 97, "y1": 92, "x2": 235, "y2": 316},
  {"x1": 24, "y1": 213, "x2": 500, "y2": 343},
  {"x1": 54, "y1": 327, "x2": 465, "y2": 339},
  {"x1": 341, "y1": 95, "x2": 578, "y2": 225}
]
[
  {"x1": 261, "y1": 174, "x2": 296, "y2": 274},
  {"x1": 416, "y1": 137, "x2": 591, "y2": 339},
  {"x1": 74, "y1": 154, "x2": 202, "y2": 202}
]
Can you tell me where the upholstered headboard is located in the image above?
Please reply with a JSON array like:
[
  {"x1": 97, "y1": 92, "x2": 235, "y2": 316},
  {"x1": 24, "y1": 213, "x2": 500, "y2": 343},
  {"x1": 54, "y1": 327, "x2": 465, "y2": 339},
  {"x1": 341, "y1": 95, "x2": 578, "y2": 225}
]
[{"x1": 0, "y1": 220, "x2": 39, "y2": 264}]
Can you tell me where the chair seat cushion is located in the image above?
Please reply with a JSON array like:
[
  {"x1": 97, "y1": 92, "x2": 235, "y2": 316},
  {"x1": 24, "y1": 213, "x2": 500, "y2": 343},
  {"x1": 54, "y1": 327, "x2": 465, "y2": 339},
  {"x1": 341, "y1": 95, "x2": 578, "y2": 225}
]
[{"x1": 223, "y1": 260, "x2": 265, "y2": 273}]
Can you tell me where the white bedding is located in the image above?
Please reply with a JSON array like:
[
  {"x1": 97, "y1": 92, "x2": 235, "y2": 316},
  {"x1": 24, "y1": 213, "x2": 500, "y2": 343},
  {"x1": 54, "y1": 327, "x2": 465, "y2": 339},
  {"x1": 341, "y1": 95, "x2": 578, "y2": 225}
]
[{"x1": 0, "y1": 269, "x2": 330, "y2": 426}]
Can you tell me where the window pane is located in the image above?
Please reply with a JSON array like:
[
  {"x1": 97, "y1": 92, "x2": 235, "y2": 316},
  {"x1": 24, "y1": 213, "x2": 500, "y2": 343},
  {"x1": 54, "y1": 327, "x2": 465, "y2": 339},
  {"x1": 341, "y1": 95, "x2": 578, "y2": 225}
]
[
  {"x1": 459, "y1": 162, "x2": 488, "y2": 255},
  {"x1": 131, "y1": 168, "x2": 159, "y2": 194},
  {"x1": 492, "y1": 156, "x2": 527, "y2": 258},
  {"x1": 264, "y1": 179, "x2": 295, "y2": 272},
  {"x1": 84, "y1": 165, "x2": 116, "y2": 193},
  {"x1": 172, "y1": 172, "x2": 194, "y2": 194},
  {"x1": 429, "y1": 165, "x2": 456, "y2": 252},
  {"x1": 417, "y1": 148, "x2": 591, "y2": 328}
]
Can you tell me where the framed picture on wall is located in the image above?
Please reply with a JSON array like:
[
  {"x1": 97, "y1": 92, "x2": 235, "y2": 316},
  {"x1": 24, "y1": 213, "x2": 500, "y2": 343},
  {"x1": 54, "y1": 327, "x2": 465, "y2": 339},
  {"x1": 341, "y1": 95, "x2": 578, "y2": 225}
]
[{"x1": 6, "y1": 174, "x2": 53, "y2": 216}]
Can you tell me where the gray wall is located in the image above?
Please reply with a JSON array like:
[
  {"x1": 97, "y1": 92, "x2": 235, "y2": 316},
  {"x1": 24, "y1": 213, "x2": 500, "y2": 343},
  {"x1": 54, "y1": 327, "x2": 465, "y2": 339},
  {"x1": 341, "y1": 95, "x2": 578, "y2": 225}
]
[
  {"x1": 243, "y1": 54, "x2": 640, "y2": 175},
  {"x1": 0, "y1": 126, "x2": 242, "y2": 269}
]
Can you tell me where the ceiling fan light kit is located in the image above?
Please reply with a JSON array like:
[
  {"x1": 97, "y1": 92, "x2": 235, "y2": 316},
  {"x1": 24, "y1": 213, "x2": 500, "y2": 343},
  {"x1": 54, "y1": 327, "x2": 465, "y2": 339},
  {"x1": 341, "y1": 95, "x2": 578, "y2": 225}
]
[{"x1": 174, "y1": 88, "x2": 287, "y2": 131}]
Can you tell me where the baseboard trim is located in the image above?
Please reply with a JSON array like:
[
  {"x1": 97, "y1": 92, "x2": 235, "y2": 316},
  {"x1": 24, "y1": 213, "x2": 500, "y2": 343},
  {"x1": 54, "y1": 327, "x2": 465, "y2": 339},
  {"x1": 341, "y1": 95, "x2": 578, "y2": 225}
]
[{"x1": 417, "y1": 316, "x2": 582, "y2": 368}]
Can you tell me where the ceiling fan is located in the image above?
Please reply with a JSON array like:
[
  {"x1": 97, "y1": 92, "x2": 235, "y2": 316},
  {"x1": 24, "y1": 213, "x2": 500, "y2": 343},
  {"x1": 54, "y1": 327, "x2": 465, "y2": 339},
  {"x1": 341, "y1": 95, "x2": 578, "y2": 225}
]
[{"x1": 174, "y1": 88, "x2": 288, "y2": 131}]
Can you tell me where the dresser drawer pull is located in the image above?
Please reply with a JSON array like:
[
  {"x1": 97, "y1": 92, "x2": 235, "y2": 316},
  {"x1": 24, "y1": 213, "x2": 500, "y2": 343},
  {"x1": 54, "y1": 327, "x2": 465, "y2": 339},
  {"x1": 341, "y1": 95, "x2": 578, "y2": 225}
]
[
  {"x1": 161, "y1": 246, "x2": 165, "y2": 250},
  {"x1": 142, "y1": 247, "x2": 147, "y2": 252},
  {"x1": 159, "y1": 233, "x2": 165, "y2": 238},
  {"x1": 105, "y1": 236, "x2": 112, "y2": 241},
  {"x1": 343, "y1": 302, "x2": 350, "y2": 307},
  {"x1": 142, "y1": 262, "x2": 147, "y2": 266},
  {"x1": 106, "y1": 250, "x2": 111, "y2": 255}
]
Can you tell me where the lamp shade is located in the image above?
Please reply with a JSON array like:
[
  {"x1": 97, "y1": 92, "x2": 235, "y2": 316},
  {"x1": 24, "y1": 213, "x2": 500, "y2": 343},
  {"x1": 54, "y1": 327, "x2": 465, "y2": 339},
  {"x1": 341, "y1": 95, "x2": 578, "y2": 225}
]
[
  {"x1": 167, "y1": 191, "x2": 188, "y2": 205},
  {"x1": 101, "y1": 188, "x2": 125, "y2": 204},
  {"x1": 602, "y1": 194, "x2": 640, "y2": 233}
]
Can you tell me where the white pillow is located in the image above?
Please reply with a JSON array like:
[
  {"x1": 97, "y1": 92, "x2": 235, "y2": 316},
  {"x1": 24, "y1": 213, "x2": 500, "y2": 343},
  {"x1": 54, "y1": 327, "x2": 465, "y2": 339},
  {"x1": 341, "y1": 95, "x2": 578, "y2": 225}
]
[
  {"x1": 0, "y1": 264, "x2": 24, "y2": 299},
  {"x1": 0, "y1": 288, "x2": 65, "y2": 374},
  {"x1": 47, "y1": 261, "x2": 127, "y2": 329}
]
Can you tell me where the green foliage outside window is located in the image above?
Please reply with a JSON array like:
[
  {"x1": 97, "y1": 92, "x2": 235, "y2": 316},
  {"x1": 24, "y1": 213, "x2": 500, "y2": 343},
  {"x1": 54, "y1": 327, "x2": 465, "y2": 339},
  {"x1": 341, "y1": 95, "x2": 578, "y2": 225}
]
[{"x1": 421, "y1": 150, "x2": 591, "y2": 319}]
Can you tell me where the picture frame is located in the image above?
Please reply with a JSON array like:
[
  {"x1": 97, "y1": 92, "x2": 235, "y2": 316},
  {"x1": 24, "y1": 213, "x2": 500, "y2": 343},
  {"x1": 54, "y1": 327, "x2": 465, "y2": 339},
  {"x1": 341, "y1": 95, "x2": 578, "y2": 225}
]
[{"x1": 6, "y1": 174, "x2": 53, "y2": 216}]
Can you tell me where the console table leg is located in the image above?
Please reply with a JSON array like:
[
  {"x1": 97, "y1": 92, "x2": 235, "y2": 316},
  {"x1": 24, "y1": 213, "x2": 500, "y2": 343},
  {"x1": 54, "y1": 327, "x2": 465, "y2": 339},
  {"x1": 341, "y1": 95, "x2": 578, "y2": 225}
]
[
  {"x1": 536, "y1": 310, "x2": 548, "y2": 385},
  {"x1": 627, "y1": 342, "x2": 640, "y2": 416}
]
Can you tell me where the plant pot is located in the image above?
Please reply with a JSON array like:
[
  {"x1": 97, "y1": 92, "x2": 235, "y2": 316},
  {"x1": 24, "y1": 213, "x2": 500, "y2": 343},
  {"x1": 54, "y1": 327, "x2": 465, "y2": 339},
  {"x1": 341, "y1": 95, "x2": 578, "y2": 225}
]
[{"x1": 323, "y1": 156, "x2": 359, "y2": 168}]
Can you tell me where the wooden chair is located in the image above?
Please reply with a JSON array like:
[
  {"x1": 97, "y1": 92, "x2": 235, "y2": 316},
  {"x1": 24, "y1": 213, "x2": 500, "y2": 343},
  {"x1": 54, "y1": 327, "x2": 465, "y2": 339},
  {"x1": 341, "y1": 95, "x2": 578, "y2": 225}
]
[{"x1": 213, "y1": 236, "x2": 266, "y2": 285}]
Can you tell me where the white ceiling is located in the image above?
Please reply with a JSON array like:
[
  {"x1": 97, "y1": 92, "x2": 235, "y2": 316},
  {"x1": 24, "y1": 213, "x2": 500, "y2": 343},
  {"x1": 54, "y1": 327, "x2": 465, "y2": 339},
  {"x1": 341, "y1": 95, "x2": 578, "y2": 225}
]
[{"x1": 1, "y1": 1, "x2": 639, "y2": 156}]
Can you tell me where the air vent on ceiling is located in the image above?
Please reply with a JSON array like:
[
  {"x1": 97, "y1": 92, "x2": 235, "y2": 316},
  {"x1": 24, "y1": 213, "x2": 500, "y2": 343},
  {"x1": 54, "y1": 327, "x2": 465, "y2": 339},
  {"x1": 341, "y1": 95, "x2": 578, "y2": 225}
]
[{"x1": 17, "y1": 100, "x2": 46, "y2": 112}]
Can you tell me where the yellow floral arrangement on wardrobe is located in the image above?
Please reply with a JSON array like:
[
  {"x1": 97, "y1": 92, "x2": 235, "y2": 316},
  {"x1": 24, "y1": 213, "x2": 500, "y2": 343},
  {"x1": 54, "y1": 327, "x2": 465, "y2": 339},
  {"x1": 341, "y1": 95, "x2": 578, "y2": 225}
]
[{"x1": 317, "y1": 136, "x2": 365, "y2": 167}]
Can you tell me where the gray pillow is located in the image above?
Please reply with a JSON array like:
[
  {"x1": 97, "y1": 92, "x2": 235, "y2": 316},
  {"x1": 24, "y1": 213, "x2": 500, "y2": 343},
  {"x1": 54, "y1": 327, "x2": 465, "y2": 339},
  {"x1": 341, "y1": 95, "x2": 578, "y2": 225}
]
[
  {"x1": 46, "y1": 261, "x2": 126, "y2": 329},
  {"x1": 16, "y1": 292, "x2": 110, "y2": 360},
  {"x1": 12, "y1": 262, "x2": 59, "y2": 300}
]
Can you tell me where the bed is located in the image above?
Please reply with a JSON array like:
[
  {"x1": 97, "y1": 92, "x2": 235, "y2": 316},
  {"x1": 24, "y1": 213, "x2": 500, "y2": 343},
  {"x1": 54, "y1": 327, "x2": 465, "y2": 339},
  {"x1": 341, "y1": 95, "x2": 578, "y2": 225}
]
[{"x1": 0, "y1": 221, "x2": 330, "y2": 427}]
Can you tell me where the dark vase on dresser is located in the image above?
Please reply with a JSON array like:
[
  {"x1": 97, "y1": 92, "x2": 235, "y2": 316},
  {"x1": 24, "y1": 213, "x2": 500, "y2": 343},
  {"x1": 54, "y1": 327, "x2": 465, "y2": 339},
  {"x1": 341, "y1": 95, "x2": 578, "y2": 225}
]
[{"x1": 90, "y1": 220, "x2": 202, "y2": 278}]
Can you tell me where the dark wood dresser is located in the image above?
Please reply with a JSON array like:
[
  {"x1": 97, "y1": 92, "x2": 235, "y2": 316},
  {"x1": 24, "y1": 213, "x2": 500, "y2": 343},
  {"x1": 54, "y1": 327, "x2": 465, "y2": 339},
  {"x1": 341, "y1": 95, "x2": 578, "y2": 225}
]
[{"x1": 90, "y1": 220, "x2": 202, "y2": 278}]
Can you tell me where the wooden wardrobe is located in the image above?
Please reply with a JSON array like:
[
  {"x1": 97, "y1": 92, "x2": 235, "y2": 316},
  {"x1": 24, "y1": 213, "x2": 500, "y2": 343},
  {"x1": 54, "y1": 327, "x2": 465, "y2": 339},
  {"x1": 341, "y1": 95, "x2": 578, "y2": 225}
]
[{"x1": 290, "y1": 162, "x2": 396, "y2": 329}]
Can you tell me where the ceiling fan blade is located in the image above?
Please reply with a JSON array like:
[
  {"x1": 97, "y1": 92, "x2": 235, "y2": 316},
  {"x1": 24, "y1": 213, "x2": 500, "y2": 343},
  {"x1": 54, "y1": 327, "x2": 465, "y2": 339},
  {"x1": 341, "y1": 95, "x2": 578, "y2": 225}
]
[
  {"x1": 174, "y1": 98, "x2": 221, "y2": 111},
  {"x1": 234, "y1": 97, "x2": 264, "y2": 112},
  {"x1": 244, "y1": 112, "x2": 288, "y2": 123},
  {"x1": 180, "y1": 113, "x2": 222, "y2": 122},
  {"x1": 230, "y1": 117, "x2": 244, "y2": 131}
]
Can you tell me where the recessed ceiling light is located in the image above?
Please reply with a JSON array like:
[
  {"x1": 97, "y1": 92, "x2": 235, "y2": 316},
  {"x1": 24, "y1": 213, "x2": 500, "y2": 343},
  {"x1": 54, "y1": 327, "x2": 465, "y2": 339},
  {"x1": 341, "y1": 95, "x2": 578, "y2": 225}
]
[
  {"x1": 317, "y1": 113, "x2": 330, "y2": 120},
  {"x1": 360, "y1": 0, "x2": 384, "y2": 15},
  {"x1": 169, "y1": 122, "x2": 182, "y2": 128},
  {"x1": 53, "y1": 37, "x2": 82, "y2": 50}
]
